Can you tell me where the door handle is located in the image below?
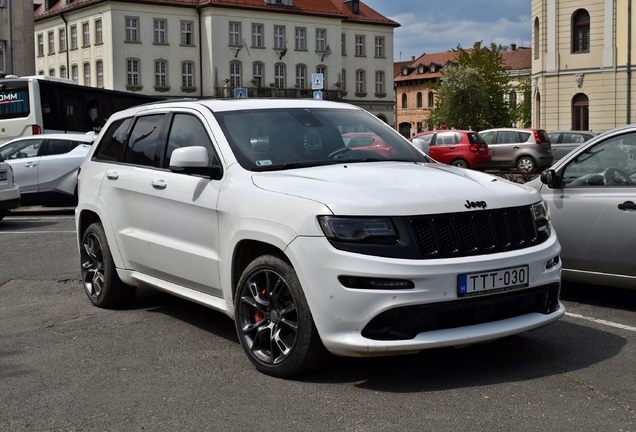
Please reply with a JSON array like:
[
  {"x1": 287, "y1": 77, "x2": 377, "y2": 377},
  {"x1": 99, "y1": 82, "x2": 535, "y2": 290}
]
[
  {"x1": 513, "y1": 146, "x2": 520, "y2": 149},
  {"x1": 449, "y1": 146, "x2": 456, "y2": 149},
  {"x1": 106, "y1": 171, "x2": 119, "y2": 180},
  {"x1": 24, "y1": 162, "x2": 37, "y2": 168},
  {"x1": 151, "y1": 180, "x2": 167, "y2": 190},
  {"x1": 618, "y1": 201, "x2": 636, "y2": 210}
]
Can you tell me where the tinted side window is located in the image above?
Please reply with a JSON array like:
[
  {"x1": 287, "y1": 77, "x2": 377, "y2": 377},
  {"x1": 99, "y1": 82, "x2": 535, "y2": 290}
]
[
  {"x1": 481, "y1": 131, "x2": 494, "y2": 144},
  {"x1": 467, "y1": 132, "x2": 486, "y2": 144},
  {"x1": 46, "y1": 139, "x2": 73, "y2": 155},
  {"x1": 496, "y1": 131, "x2": 518, "y2": 144},
  {"x1": 0, "y1": 139, "x2": 43, "y2": 159},
  {"x1": 164, "y1": 114, "x2": 217, "y2": 168},
  {"x1": 123, "y1": 115, "x2": 165, "y2": 167},
  {"x1": 95, "y1": 118, "x2": 133, "y2": 162},
  {"x1": 437, "y1": 132, "x2": 456, "y2": 145},
  {"x1": 519, "y1": 132, "x2": 532, "y2": 142}
]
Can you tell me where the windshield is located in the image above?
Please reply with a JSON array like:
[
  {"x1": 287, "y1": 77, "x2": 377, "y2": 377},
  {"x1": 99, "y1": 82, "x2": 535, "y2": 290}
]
[{"x1": 213, "y1": 107, "x2": 429, "y2": 171}]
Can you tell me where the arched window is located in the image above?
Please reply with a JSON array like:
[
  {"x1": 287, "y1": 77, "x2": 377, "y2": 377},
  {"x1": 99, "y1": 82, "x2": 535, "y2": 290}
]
[
  {"x1": 572, "y1": 93, "x2": 589, "y2": 130},
  {"x1": 428, "y1": 92, "x2": 434, "y2": 108},
  {"x1": 252, "y1": 62, "x2": 264, "y2": 88},
  {"x1": 401, "y1": 93, "x2": 407, "y2": 108},
  {"x1": 417, "y1": 92, "x2": 422, "y2": 108},
  {"x1": 572, "y1": 10, "x2": 590, "y2": 53},
  {"x1": 534, "y1": 17, "x2": 540, "y2": 59},
  {"x1": 535, "y1": 92, "x2": 541, "y2": 129}
]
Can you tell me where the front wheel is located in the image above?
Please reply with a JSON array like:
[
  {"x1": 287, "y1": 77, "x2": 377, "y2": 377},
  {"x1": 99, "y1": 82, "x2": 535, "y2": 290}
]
[
  {"x1": 235, "y1": 255, "x2": 327, "y2": 377},
  {"x1": 80, "y1": 222, "x2": 136, "y2": 308}
]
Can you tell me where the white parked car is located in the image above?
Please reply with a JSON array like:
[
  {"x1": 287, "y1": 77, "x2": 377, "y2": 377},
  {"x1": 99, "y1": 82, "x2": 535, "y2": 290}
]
[
  {"x1": 75, "y1": 99, "x2": 564, "y2": 377},
  {"x1": 0, "y1": 133, "x2": 95, "y2": 205},
  {"x1": 0, "y1": 153, "x2": 20, "y2": 220}
]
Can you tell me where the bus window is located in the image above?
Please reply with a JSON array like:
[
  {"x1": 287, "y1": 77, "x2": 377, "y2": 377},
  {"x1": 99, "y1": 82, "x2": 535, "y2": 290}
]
[{"x1": 0, "y1": 84, "x2": 30, "y2": 120}]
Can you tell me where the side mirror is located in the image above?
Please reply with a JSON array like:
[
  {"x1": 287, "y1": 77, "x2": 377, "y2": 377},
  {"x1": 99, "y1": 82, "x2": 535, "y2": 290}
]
[
  {"x1": 169, "y1": 146, "x2": 222, "y2": 179},
  {"x1": 411, "y1": 138, "x2": 430, "y2": 155},
  {"x1": 540, "y1": 169, "x2": 557, "y2": 188}
]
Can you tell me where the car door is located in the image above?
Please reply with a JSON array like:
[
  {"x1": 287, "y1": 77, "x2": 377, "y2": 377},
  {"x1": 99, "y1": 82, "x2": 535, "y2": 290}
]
[
  {"x1": 430, "y1": 132, "x2": 458, "y2": 164},
  {"x1": 36, "y1": 139, "x2": 89, "y2": 194},
  {"x1": 0, "y1": 138, "x2": 44, "y2": 193},
  {"x1": 541, "y1": 131, "x2": 636, "y2": 277},
  {"x1": 146, "y1": 111, "x2": 223, "y2": 296}
]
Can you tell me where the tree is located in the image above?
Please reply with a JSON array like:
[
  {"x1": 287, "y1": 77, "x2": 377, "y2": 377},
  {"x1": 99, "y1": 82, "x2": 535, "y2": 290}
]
[
  {"x1": 513, "y1": 77, "x2": 532, "y2": 128},
  {"x1": 430, "y1": 42, "x2": 514, "y2": 130}
]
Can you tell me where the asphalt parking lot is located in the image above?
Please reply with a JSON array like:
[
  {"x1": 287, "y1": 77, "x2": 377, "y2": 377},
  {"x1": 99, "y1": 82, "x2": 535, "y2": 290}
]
[{"x1": 1, "y1": 207, "x2": 635, "y2": 431}]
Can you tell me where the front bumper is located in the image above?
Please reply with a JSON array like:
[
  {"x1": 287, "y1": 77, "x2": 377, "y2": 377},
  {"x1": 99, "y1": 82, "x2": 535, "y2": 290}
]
[
  {"x1": 287, "y1": 231, "x2": 563, "y2": 357},
  {"x1": 0, "y1": 184, "x2": 21, "y2": 210}
]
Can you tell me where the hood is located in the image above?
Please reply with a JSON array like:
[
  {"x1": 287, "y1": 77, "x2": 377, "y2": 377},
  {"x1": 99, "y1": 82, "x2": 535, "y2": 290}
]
[{"x1": 251, "y1": 162, "x2": 541, "y2": 216}]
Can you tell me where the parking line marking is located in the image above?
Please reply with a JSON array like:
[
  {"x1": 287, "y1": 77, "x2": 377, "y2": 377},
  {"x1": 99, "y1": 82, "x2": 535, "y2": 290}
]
[
  {"x1": 0, "y1": 231, "x2": 76, "y2": 234},
  {"x1": 565, "y1": 312, "x2": 636, "y2": 332}
]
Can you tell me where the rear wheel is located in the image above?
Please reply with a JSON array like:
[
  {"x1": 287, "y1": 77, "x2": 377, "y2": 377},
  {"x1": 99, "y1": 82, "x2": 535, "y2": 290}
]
[
  {"x1": 451, "y1": 159, "x2": 469, "y2": 169},
  {"x1": 235, "y1": 255, "x2": 327, "y2": 377},
  {"x1": 80, "y1": 222, "x2": 136, "y2": 307},
  {"x1": 516, "y1": 156, "x2": 536, "y2": 172},
  {"x1": 0, "y1": 208, "x2": 6, "y2": 221}
]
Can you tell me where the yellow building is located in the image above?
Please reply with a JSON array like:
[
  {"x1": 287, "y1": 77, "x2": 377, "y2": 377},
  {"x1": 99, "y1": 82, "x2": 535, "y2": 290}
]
[{"x1": 532, "y1": 0, "x2": 636, "y2": 131}]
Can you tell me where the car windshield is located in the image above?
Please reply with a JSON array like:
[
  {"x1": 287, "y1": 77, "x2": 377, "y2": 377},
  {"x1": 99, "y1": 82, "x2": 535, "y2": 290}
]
[{"x1": 213, "y1": 107, "x2": 428, "y2": 171}]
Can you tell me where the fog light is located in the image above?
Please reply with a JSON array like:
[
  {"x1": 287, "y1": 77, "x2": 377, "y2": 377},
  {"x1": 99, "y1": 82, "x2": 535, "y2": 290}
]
[
  {"x1": 546, "y1": 255, "x2": 560, "y2": 270},
  {"x1": 339, "y1": 276, "x2": 415, "y2": 290}
]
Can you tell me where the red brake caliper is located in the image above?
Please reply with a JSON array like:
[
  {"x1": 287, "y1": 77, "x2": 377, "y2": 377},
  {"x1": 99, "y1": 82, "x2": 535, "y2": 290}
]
[{"x1": 253, "y1": 286, "x2": 267, "y2": 323}]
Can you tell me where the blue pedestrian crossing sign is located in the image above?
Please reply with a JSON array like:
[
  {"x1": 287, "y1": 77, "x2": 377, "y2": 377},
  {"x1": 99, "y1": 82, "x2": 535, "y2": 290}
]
[
  {"x1": 234, "y1": 88, "x2": 248, "y2": 98},
  {"x1": 313, "y1": 91, "x2": 323, "y2": 100},
  {"x1": 312, "y1": 73, "x2": 324, "y2": 90}
]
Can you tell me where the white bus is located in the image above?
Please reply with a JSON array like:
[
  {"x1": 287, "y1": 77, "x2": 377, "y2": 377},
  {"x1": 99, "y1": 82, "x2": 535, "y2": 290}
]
[{"x1": 0, "y1": 75, "x2": 162, "y2": 145}]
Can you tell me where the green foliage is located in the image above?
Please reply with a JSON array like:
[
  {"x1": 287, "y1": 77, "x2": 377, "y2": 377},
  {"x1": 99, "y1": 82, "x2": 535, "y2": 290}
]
[
  {"x1": 513, "y1": 77, "x2": 532, "y2": 128},
  {"x1": 430, "y1": 42, "x2": 517, "y2": 131}
]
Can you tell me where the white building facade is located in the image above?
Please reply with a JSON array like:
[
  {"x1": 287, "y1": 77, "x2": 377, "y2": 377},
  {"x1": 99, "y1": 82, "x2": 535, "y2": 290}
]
[{"x1": 33, "y1": 0, "x2": 398, "y2": 124}]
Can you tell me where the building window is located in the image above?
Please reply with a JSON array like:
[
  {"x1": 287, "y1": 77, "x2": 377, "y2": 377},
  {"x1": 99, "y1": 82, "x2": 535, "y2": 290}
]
[
  {"x1": 401, "y1": 93, "x2": 407, "y2": 108},
  {"x1": 181, "y1": 21, "x2": 193, "y2": 46},
  {"x1": 417, "y1": 92, "x2": 422, "y2": 108},
  {"x1": 38, "y1": 70, "x2": 44, "y2": 76},
  {"x1": 154, "y1": 19, "x2": 167, "y2": 44},
  {"x1": 253, "y1": 62, "x2": 264, "y2": 87},
  {"x1": 341, "y1": 33, "x2": 346, "y2": 56},
  {"x1": 275, "y1": 63, "x2": 286, "y2": 88},
  {"x1": 230, "y1": 61, "x2": 241, "y2": 87},
  {"x1": 374, "y1": 37, "x2": 384, "y2": 58},
  {"x1": 155, "y1": 60, "x2": 168, "y2": 87},
  {"x1": 60, "y1": 65, "x2": 67, "y2": 79},
  {"x1": 0, "y1": 41, "x2": 4, "y2": 73},
  {"x1": 341, "y1": 68, "x2": 346, "y2": 93},
  {"x1": 95, "y1": 19, "x2": 103, "y2": 44},
  {"x1": 48, "y1": 31, "x2": 55, "y2": 54},
  {"x1": 37, "y1": 34, "x2": 44, "y2": 56},
  {"x1": 82, "y1": 22, "x2": 90, "y2": 47},
  {"x1": 534, "y1": 17, "x2": 539, "y2": 60},
  {"x1": 71, "y1": 64, "x2": 78, "y2": 84},
  {"x1": 316, "y1": 65, "x2": 326, "y2": 88},
  {"x1": 96, "y1": 61, "x2": 103, "y2": 88},
  {"x1": 295, "y1": 27, "x2": 306, "y2": 50},
  {"x1": 49, "y1": 69, "x2": 55, "y2": 77},
  {"x1": 59, "y1": 28, "x2": 66, "y2": 52},
  {"x1": 296, "y1": 64, "x2": 306, "y2": 88},
  {"x1": 375, "y1": 71, "x2": 384, "y2": 95},
  {"x1": 428, "y1": 92, "x2": 434, "y2": 107},
  {"x1": 274, "y1": 26, "x2": 285, "y2": 50},
  {"x1": 572, "y1": 93, "x2": 589, "y2": 130},
  {"x1": 355, "y1": 35, "x2": 365, "y2": 56},
  {"x1": 252, "y1": 24, "x2": 263, "y2": 48},
  {"x1": 572, "y1": 9, "x2": 590, "y2": 53},
  {"x1": 316, "y1": 29, "x2": 326, "y2": 51},
  {"x1": 182, "y1": 61, "x2": 195, "y2": 88},
  {"x1": 126, "y1": 18, "x2": 139, "y2": 42},
  {"x1": 509, "y1": 90, "x2": 518, "y2": 107},
  {"x1": 127, "y1": 59, "x2": 140, "y2": 86},
  {"x1": 355, "y1": 69, "x2": 365, "y2": 94},
  {"x1": 229, "y1": 22, "x2": 241, "y2": 46},
  {"x1": 83, "y1": 63, "x2": 91, "y2": 86},
  {"x1": 70, "y1": 25, "x2": 77, "y2": 49}
]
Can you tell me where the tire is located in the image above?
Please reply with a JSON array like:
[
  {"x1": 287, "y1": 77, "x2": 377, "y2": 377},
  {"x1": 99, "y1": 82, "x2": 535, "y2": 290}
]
[
  {"x1": 451, "y1": 159, "x2": 469, "y2": 169},
  {"x1": 0, "y1": 208, "x2": 6, "y2": 221},
  {"x1": 234, "y1": 255, "x2": 327, "y2": 377},
  {"x1": 80, "y1": 222, "x2": 136, "y2": 308},
  {"x1": 516, "y1": 156, "x2": 536, "y2": 172}
]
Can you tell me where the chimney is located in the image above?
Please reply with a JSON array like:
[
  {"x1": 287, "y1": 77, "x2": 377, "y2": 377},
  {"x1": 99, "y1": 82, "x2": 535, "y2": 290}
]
[
  {"x1": 411, "y1": 56, "x2": 415, "y2": 61},
  {"x1": 474, "y1": 41, "x2": 481, "y2": 50},
  {"x1": 511, "y1": 43, "x2": 517, "y2": 51}
]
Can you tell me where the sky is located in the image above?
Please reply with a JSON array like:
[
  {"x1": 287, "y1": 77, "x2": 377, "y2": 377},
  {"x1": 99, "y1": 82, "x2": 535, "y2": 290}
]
[{"x1": 362, "y1": 0, "x2": 532, "y2": 62}]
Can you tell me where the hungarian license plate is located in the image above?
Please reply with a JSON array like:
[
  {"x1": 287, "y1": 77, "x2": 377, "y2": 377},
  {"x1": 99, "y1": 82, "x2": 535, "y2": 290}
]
[
  {"x1": 458, "y1": 265, "x2": 529, "y2": 297},
  {"x1": 0, "y1": 172, "x2": 6, "y2": 181}
]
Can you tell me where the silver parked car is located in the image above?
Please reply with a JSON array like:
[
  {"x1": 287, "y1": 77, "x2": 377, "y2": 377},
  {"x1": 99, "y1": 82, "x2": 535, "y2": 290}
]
[
  {"x1": 0, "y1": 153, "x2": 21, "y2": 220},
  {"x1": 480, "y1": 128, "x2": 553, "y2": 171},
  {"x1": 547, "y1": 131, "x2": 597, "y2": 162},
  {"x1": 0, "y1": 133, "x2": 95, "y2": 205},
  {"x1": 527, "y1": 124, "x2": 636, "y2": 289}
]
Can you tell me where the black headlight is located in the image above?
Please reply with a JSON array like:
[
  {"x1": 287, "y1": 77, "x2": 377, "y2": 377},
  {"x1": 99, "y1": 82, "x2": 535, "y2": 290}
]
[{"x1": 318, "y1": 216, "x2": 399, "y2": 244}]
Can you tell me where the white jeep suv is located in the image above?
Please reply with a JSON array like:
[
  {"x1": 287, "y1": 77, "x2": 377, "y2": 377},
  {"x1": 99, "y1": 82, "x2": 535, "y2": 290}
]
[{"x1": 75, "y1": 99, "x2": 564, "y2": 377}]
